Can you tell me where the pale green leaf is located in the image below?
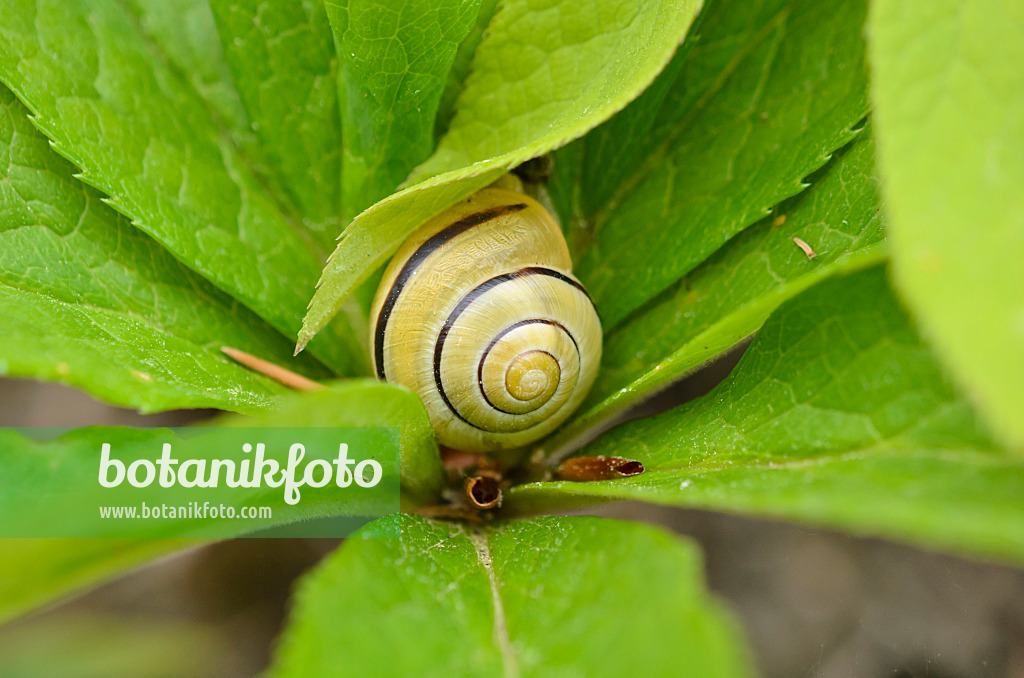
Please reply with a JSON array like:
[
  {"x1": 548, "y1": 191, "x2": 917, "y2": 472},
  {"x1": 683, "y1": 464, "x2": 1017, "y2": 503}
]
[
  {"x1": 509, "y1": 267, "x2": 1024, "y2": 564},
  {"x1": 868, "y1": 0, "x2": 1024, "y2": 449},
  {"x1": 298, "y1": 0, "x2": 703, "y2": 351},
  {"x1": 269, "y1": 514, "x2": 753, "y2": 678},
  {"x1": 408, "y1": 0, "x2": 704, "y2": 184}
]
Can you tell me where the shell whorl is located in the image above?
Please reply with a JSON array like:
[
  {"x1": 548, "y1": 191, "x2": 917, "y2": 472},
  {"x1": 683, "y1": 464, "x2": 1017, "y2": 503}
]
[{"x1": 370, "y1": 187, "x2": 602, "y2": 452}]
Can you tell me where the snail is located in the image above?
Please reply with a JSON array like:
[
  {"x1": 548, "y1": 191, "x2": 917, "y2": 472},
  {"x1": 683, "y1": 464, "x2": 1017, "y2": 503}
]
[{"x1": 369, "y1": 185, "x2": 602, "y2": 452}]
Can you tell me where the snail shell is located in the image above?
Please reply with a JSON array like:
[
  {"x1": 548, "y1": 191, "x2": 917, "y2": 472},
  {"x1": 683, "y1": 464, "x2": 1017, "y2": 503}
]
[{"x1": 370, "y1": 187, "x2": 602, "y2": 452}]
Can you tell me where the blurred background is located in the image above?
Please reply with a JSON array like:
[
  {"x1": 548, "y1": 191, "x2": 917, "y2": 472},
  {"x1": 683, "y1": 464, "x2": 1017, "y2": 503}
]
[{"x1": 2, "y1": 376, "x2": 1023, "y2": 678}]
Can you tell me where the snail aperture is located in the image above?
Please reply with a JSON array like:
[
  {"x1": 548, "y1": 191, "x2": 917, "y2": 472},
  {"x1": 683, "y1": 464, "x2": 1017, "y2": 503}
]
[{"x1": 370, "y1": 187, "x2": 602, "y2": 452}]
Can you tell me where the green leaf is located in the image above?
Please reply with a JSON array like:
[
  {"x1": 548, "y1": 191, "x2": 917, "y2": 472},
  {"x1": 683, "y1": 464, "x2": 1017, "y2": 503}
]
[
  {"x1": 0, "y1": 380, "x2": 442, "y2": 623},
  {"x1": 268, "y1": 514, "x2": 753, "y2": 678},
  {"x1": 2, "y1": 426, "x2": 399, "y2": 541},
  {"x1": 0, "y1": 87, "x2": 330, "y2": 414},
  {"x1": 407, "y1": 0, "x2": 704, "y2": 184},
  {"x1": 0, "y1": 284, "x2": 283, "y2": 414},
  {"x1": 868, "y1": 0, "x2": 1024, "y2": 449},
  {"x1": 298, "y1": 0, "x2": 703, "y2": 351},
  {"x1": 127, "y1": 0, "x2": 253, "y2": 146},
  {"x1": 327, "y1": 0, "x2": 483, "y2": 222},
  {"x1": 566, "y1": 0, "x2": 871, "y2": 329},
  {"x1": 433, "y1": 0, "x2": 501, "y2": 139},
  {"x1": 220, "y1": 380, "x2": 445, "y2": 504},
  {"x1": 0, "y1": 0, "x2": 366, "y2": 375},
  {"x1": 545, "y1": 127, "x2": 886, "y2": 455},
  {"x1": 509, "y1": 267, "x2": 1024, "y2": 565},
  {"x1": 210, "y1": 0, "x2": 345, "y2": 245}
]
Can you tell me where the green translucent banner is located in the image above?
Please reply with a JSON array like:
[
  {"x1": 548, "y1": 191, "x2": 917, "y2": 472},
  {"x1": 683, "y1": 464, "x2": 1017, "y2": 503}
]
[{"x1": 0, "y1": 427, "x2": 399, "y2": 538}]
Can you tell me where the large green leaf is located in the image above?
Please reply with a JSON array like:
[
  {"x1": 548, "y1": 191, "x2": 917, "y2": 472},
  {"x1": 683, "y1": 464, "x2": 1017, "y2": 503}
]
[
  {"x1": 509, "y1": 267, "x2": 1024, "y2": 565},
  {"x1": 564, "y1": 0, "x2": 871, "y2": 329},
  {"x1": 126, "y1": 0, "x2": 253, "y2": 149},
  {"x1": 219, "y1": 380, "x2": 445, "y2": 505},
  {"x1": 297, "y1": 0, "x2": 703, "y2": 352},
  {"x1": 327, "y1": 0, "x2": 482, "y2": 222},
  {"x1": 210, "y1": 0, "x2": 344, "y2": 245},
  {"x1": 2, "y1": 426, "x2": 399, "y2": 540},
  {"x1": 407, "y1": 0, "x2": 703, "y2": 184},
  {"x1": 268, "y1": 514, "x2": 753, "y2": 678},
  {"x1": 0, "y1": 381, "x2": 442, "y2": 624},
  {"x1": 0, "y1": 0, "x2": 366, "y2": 374},
  {"x1": 544, "y1": 127, "x2": 886, "y2": 455},
  {"x1": 868, "y1": 0, "x2": 1024, "y2": 449},
  {"x1": 433, "y1": 0, "x2": 501, "y2": 139},
  {"x1": 0, "y1": 87, "x2": 329, "y2": 414}
]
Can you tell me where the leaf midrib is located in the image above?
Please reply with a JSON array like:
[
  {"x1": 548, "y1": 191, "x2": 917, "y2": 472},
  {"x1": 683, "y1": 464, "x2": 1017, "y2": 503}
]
[
  {"x1": 645, "y1": 443, "x2": 999, "y2": 476},
  {"x1": 468, "y1": 528, "x2": 520, "y2": 678}
]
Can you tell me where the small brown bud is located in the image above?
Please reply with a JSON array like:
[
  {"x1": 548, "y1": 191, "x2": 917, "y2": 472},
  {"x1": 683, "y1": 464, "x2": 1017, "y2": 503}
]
[{"x1": 555, "y1": 456, "x2": 645, "y2": 482}]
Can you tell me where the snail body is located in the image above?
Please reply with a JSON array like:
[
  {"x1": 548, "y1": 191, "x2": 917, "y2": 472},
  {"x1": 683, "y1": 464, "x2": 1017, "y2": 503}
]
[{"x1": 370, "y1": 187, "x2": 602, "y2": 452}]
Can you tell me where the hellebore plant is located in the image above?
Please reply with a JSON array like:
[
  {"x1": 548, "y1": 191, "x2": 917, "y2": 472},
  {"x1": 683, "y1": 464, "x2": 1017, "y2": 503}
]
[{"x1": 0, "y1": 0, "x2": 1022, "y2": 674}]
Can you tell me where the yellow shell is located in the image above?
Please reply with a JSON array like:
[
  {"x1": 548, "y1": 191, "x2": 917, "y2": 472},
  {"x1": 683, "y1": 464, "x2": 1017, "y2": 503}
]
[{"x1": 370, "y1": 187, "x2": 602, "y2": 452}]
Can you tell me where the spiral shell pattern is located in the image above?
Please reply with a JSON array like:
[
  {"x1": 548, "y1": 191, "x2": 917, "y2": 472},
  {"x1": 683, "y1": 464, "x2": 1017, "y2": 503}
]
[{"x1": 370, "y1": 188, "x2": 602, "y2": 452}]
